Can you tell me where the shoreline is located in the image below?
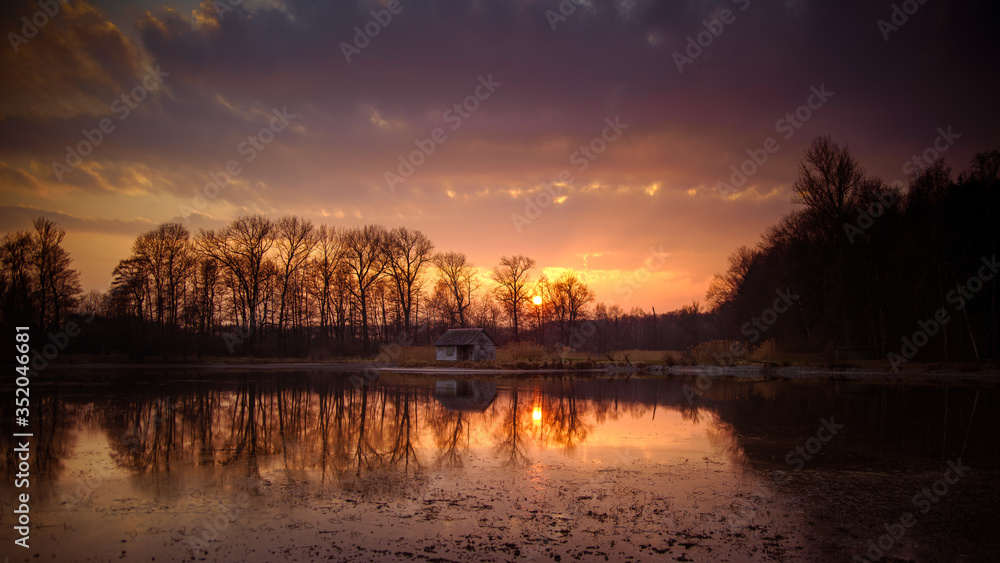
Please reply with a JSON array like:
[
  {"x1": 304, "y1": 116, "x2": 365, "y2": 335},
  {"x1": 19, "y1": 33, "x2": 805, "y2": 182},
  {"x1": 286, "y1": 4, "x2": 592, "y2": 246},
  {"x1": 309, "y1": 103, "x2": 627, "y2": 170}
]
[{"x1": 34, "y1": 360, "x2": 1000, "y2": 384}]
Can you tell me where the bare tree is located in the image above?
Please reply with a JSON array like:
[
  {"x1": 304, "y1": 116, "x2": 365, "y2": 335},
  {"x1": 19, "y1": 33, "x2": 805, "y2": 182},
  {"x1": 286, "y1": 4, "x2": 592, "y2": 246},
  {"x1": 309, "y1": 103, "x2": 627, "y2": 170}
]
[
  {"x1": 0, "y1": 230, "x2": 36, "y2": 324},
  {"x1": 384, "y1": 227, "x2": 434, "y2": 337},
  {"x1": 678, "y1": 301, "x2": 701, "y2": 348},
  {"x1": 491, "y1": 255, "x2": 535, "y2": 341},
  {"x1": 342, "y1": 225, "x2": 388, "y2": 354},
  {"x1": 111, "y1": 257, "x2": 149, "y2": 323},
  {"x1": 77, "y1": 289, "x2": 107, "y2": 317},
  {"x1": 907, "y1": 160, "x2": 952, "y2": 206},
  {"x1": 308, "y1": 225, "x2": 347, "y2": 344},
  {"x1": 968, "y1": 149, "x2": 1000, "y2": 182},
  {"x1": 190, "y1": 256, "x2": 221, "y2": 341},
  {"x1": 433, "y1": 251, "x2": 478, "y2": 327},
  {"x1": 792, "y1": 135, "x2": 869, "y2": 235},
  {"x1": 196, "y1": 215, "x2": 275, "y2": 351},
  {"x1": 552, "y1": 270, "x2": 594, "y2": 342},
  {"x1": 32, "y1": 218, "x2": 81, "y2": 329},
  {"x1": 792, "y1": 137, "x2": 879, "y2": 344},
  {"x1": 132, "y1": 223, "x2": 194, "y2": 327},
  {"x1": 470, "y1": 292, "x2": 502, "y2": 337},
  {"x1": 533, "y1": 275, "x2": 557, "y2": 344},
  {"x1": 274, "y1": 216, "x2": 317, "y2": 346},
  {"x1": 706, "y1": 245, "x2": 762, "y2": 311}
]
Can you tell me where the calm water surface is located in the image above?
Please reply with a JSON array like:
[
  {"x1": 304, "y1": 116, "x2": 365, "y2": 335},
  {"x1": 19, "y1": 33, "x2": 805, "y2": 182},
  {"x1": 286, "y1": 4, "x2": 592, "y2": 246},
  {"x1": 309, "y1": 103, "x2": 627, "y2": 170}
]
[{"x1": 1, "y1": 370, "x2": 997, "y2": 562}]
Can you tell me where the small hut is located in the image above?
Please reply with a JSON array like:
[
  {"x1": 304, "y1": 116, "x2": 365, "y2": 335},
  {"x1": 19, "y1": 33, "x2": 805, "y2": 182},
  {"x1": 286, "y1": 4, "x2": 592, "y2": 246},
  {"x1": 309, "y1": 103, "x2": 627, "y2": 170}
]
[{"x1": 435, "y1": 328, "x2": 497, "y2": 362}]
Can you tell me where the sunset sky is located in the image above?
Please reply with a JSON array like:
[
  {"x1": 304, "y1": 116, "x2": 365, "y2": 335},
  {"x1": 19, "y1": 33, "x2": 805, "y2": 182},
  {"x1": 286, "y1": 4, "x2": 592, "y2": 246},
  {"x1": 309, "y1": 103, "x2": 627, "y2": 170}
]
[{"x1": 2, "y1": 0, "x2": 998, "y2": 312}]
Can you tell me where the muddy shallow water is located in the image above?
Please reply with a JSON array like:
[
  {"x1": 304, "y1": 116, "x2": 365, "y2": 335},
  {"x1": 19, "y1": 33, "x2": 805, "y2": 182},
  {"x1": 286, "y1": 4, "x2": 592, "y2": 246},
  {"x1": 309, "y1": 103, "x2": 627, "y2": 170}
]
[{"x1": 1, "y1": 370, "x2": 998, "y2": 562}]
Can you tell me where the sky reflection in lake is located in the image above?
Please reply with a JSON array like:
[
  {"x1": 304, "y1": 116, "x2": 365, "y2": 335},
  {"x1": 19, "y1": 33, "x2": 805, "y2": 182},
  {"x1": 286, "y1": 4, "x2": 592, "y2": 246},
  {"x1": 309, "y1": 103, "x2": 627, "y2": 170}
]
[{"x1": 1, "y1": 371, "x2": 997, "y2": 562}]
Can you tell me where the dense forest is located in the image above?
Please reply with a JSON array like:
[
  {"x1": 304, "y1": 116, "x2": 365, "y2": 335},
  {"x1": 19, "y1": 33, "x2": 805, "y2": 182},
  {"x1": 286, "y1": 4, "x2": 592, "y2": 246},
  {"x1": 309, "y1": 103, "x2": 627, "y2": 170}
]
[
  {"x1": 707, "y1": 137, "x2": 999, "y2": 365},
  {"x1": 1, "y1": 136, "x2": 997, "y2": 364}
]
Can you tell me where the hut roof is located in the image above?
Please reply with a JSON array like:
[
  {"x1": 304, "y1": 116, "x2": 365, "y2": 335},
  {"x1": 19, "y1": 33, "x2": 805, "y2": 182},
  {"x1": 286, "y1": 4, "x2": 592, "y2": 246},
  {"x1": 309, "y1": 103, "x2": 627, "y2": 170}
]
[{"x1": 434, "y1": 328, "x2": 495, "y2": 347}]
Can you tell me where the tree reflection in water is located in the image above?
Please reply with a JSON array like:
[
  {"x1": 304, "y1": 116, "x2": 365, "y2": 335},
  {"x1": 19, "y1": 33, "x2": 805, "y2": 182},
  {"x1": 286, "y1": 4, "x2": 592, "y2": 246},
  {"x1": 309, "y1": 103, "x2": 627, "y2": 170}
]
[
  {"x1": 430, "y1": 409, "x2": 468, "y2": 468},
  {"x1": 0, "y1": 389, "x2": 75, "y2": 482},
  {"x1": 316, "y1": 376, "x2": 351, "y2": 483},
  {"x1": 5, "y1": 371, "x2": 995, "y2": 509},
  {"x1": 536, "y1": 382, "x2": 591, "y2": 453},
  {"x1": 386, "y1": 387, "x2": 420, "y2": 470},
  {"x1": 493, "y1": 385, "x2": 530, "y2": 467}
]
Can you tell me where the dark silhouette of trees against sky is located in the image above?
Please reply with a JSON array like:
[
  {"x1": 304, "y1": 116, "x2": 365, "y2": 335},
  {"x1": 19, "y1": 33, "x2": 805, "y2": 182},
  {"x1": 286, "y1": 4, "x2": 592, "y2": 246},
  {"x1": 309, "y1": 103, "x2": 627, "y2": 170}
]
[
  {"x1": 709, "y1": 137, "x2": 999, "y2": 362},
  {"x1": 790, "y1": 136, "x2": 891, "y2": 346},
  {"x1": 32, "y1": 218, "x2": 82, "y2": 330},
  {"x1": 1, "y1": 230, "x2": 37, "y2": 325},
  {"x1": 5, "y1": 210, "x2": 639, "y2": 358},
  {"x1": 309, "y1": 224, "x2": 349, "y2": 347},
  {"x1": 189, "y1": 254, "x2": 222, "y2": 352},
  {"x1": 677, "y1": 301, "x2": 702, "y2": 350},
  {"x1": 706, "y1": 246, "x2": 762, "y2": 312},
  {"x1": 469, "y1": 291, "x2": 503, "y2": 340},
  {"x1": 491, "y1": 255, "x2": 535, "y2": 341},
  {"x1": 0, "y1": 217, "x2": 81, "y2": 331},
  {"x1": 792, "y1": 135, "x2": 873, "y2": 238},
  {"x1": 543, "y1": 271, "x2": 595, "y2": 345},
  {"x1": 433, "y1": 251, "x2": 477, "y2": 328},
  {"x1": 342, "y1": 224, "x2": 388, "y2": 355},
  {"x1": 110, "y1": 256, "x2": 148, "y2": 346},
  {"x1": 87, "y1": 216, "x2": 604, "y2": 357},
  {"x1": 132, "y1": 222, "x2": 195, "y2": 328},
  {"x1": 384, "y1": 227, "x2": 434, "y2": 338},
  {"x1": 195, "y1": 215, "x2": 275, "y2": 354},
  {"x1": 4, "y1": 136, "x2": 997, "y2": 363},
  {"x1": 112, "y1": 222, "x2": 198, "y2": 357},
  {"x1": 274, "y1": 216, "x2": 318, "y2": 353}
]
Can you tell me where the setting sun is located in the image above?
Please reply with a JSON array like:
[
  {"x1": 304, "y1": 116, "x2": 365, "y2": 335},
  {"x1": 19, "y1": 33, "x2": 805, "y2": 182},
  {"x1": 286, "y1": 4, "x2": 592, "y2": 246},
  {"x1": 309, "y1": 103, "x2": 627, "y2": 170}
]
[
  {"x1": 532, "y1": 407, "x2": 542, "y2": 422},
  {"x1": 532, "y1": 296, "x2": 542, "y2": 306}
]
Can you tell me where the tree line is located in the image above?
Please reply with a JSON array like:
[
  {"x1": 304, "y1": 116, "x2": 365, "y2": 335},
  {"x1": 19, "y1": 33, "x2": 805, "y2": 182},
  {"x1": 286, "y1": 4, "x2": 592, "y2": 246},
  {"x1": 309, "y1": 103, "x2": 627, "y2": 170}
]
[
  {"x1": 4, "y1": 135, "x2": 996, "y2": 363},
  {"x1": 707, "y1": 136, "x2": 999, "y2": 363},
  {"x1": 0, "y1": 218, "x2": 82, "y2": 332},
  {"x1": 5, "y1": 215, "x2": 668, "y2": 358}
]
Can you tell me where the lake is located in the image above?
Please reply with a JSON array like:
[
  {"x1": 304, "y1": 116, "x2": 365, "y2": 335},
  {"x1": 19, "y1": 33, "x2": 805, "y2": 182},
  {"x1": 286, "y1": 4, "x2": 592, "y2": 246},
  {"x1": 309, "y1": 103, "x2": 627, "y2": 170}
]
[{"x1": 1, "y1": 369, "x2": 997, "y2": 562}]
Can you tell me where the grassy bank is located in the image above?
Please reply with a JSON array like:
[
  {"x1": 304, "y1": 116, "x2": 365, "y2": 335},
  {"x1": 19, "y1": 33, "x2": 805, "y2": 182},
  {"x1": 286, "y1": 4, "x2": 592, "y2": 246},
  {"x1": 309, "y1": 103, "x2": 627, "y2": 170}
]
[{"x1": 52, "y1": 340, "x2": 998, "y2": 375}]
